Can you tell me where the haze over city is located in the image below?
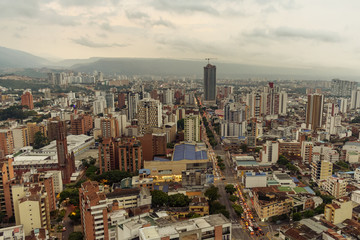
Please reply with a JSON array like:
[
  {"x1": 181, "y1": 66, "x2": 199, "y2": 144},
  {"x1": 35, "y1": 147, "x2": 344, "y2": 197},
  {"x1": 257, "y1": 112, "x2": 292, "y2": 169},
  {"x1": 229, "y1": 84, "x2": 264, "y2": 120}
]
[{"x1": 1, "y1": 0, "x2": 360, "y2": 77}]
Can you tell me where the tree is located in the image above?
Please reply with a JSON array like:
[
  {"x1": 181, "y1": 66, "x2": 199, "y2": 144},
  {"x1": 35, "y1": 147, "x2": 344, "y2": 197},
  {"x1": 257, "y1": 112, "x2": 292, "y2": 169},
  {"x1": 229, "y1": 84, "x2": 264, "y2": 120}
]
[
  {"x1": 232, "y1": 204, "x2": 243, "y2": 216},
  {"x1": 240, "y1": 144, "x2": 248, "y2": 153},
  {"x1": 167, "y1": 142, "x2": 175, "y2": 149},
  {"x1": 303, "y1": 210, "x2": 314, "y2": 218},
  {"x1": 320, "y1": 194, "x2": 334, "y2": 204},
  {"x1": 314, "y1": 203, "x2": 326, "y2": 215},
  {"x1": 168, "y1": 194, "x2": 190, "y2": 207},
  {"x1": 94, "y1": 170, "x2": 132, "y2": 185},
  {"x1": 151, "y1": 190, "x2": 168, "y2": 208},
  {"x1": 33, "y1": 131, "x2": 48, "y2": 149},
  {"x1": 229, "y1": 195, "x2": 239, "y2": 202},
  {"x1": 225, "y1": 184, "x2": 236, "y2": 195},
  {"x1": 210, "y1": 201, "x2": 229, "y2": 218},
  {"x1": 277, "y1": 155, "x2": 289, "y2": 165},
  {"x1": 205, "y1": 185, "x2": 219, "y2": 202},
  {"x1": 293, "y1": 212, "x2": 302, "y2": 221},
  {"x1": 85, "y1": 165, "x2": 98, "y2": 179},
  {"x1": 177, "y1": 119, "x2": 185, "y2": 131},
  {"x1": 68, "y1": 208, "x2": 81, "y2": 223},
  {"x1": 69, "y1": 232, "x2": 84, "y2": 240}
]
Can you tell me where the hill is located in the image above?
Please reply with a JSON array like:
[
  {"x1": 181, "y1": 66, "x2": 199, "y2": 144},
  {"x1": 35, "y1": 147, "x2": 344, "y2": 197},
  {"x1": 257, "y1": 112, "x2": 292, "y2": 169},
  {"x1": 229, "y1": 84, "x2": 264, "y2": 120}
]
[{"x1": 0, "y1": 46, "x2": 49, "y2": 69}]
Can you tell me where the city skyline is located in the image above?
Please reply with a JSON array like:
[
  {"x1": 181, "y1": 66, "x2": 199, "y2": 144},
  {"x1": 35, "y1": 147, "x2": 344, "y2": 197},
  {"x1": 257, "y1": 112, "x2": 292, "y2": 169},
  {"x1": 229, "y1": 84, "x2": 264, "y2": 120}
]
[{"x1": 1, "y1": 1, "x2": 360, "y2": 75}]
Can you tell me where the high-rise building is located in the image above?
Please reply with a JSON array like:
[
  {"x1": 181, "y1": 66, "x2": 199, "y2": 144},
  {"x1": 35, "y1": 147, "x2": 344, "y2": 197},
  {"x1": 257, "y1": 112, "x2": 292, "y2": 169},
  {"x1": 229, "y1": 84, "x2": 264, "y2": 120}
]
[
  {"x1": 137, "y1": 98, "x2": 162, "y2": 135},
  {"x1": 331, "y1": 79, "x2": 357, "y2": 97},
  {"x1": 93, "y1": 96, "x2": 107, "y2": 115},
  {"x1": 203, "y1": 64, "x2": 216, "y2": 101},
  {"x1": 260, "y1": 141, "x2": 279, "y2": 164},
  {"x1": 184, "y1": 114, "x2": 200, "y2": 142},
  {"x1": 12, "y1": 183, "x2": 51, "y2": 236},
  {"x1": 321, "y1": 176, "x2": 347, "y2": 199},
  {"x1": 105, "y1": 93, "x2": 115, "y2": 111},
  {"x1": 139, "y1": 133, "x2": 166, "y2": 161},
  {"x1": 324, "y1": 197, "x2": 353, "y2": 225},
  {"x1": 0, "y1": 130, "x2": 14, "y2": 156},
  {"x1": 338, "y1": 98, "x2": 348, "y2": 113},
  {"x1": 0, "y1": 158, "x2": 14, "y2": 218},
  {"x1": 350, "y1": 89, "x2": 360, "y2": 109},
  {"x1": 127, "y1": 92, "x2": 139, "y2": 121},
  {"x1": 164, "y1": 89, "x2": 174, "y2": 105},
  {"x1": 117, "y1": 92, "x2": 126, "y2": 109},
  {"x1": 311, "y1": 158, "x2": 333, "y2": 182},
  {"x1": 70, "y1": 114, "x2": 93, "y2": 135},
  {"x1": 306, "y1": 94, "x2": 324, "y2": 130},
  {"x1": 12, "y1": 126, "x2": 29, "y2": 152},
  {"x1": 21, "y1": 90, "x2": 34, "y2": 110},
  {"x1": 100, "y1": 117, "x2": 119, "y2": 138},
  {"x1": 246, "y1": 92, "x2": 262, "y2": 118},
  {"x1": 79, "y1": 181, "x2": 108, "y2": 240},
  {"x1": 99, "y1": 138, "x2": 143, "y2": 174},
  {"x1": 54, "y1": 121, "x2": 75, "y2": 183}
]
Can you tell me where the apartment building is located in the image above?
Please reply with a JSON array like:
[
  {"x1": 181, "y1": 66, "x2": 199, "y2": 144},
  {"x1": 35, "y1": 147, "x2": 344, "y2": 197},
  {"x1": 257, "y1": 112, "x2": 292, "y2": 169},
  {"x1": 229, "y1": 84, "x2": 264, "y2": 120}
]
[
  {"x1": 324, "y1": 197, "x2": 353, "y2": 225},
  {"x1": 253, "y1": 187, "x2": 294, "y2": 221}
]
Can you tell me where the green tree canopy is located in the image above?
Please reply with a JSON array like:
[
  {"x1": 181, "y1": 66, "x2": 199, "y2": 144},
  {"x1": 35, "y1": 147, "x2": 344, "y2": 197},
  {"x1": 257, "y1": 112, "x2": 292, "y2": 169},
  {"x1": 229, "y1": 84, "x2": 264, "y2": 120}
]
[
  {"x1": 225, "y1": 184, "x2": 236, "y2": 195},
  {"x1": 33, "y1": 131, "x2": 48, "y2": 149},
  {"x1": 205, "y1": 185, "x2": 219, "y2": 202},
  {"x1": 151, "y1": 190, "x2": 168, "y2": 208},
  {"x1": 232, "y1": 204, "x2": 243, "y2": 216},
  {"x1": 277, "y1": 155, "x2": 289, "y2": 165},
  {"x1": 168, "y1": 193, "x2": 191, "y2": 207},
  {"x1": 94, "y1": 170, "x2": 132, "y2": 185},
  {"x1": 293, "y1": 212, "x2": 302, "y2": 221},
  {"x1": 69, "y1": 232, "x2": 84, "y2": 240},
  {"x1": 229, "y1": 195, "x2": 239, "y2": 202}
]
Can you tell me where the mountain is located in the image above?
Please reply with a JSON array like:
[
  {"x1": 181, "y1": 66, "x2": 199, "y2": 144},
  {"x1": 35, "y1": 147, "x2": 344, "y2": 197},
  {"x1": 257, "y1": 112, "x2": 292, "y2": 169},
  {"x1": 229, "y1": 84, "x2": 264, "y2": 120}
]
[
  {"x1": 70, "y1": 57, "x2": 353, "y2": 80},
  {"x1": 0, "y1": 46, "x2": 49, "y2": 69}
]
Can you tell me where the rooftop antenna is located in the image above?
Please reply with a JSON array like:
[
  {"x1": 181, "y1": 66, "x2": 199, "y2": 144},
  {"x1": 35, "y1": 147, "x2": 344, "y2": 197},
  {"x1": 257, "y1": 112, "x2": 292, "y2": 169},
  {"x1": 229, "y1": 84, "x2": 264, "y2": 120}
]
[{"x1": 205, "y1": 58, "x2": 217, "y2": 64}]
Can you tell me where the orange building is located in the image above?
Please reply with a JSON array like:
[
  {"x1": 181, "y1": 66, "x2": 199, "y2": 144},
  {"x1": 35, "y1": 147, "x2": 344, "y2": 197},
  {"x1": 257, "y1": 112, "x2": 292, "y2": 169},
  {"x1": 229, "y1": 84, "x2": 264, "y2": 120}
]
[
  {"x1": 21, "y1": 91, "x2": 34, "y2": 110},
  {"x1": 70, "y1": 114, "x2": 93, "y2": 135},
  {"x1": 0, "y1": 130, "x2": 14, "y2": 156},
  {"x1": 0, "y1": 158, "x2": 14, "y2": 218},
  {"x1": 80, "y1": 181, "x2": 109, "y2": 240},
  {"x1": 99, "y1": 137, "x2": 143, "y2": 174}
]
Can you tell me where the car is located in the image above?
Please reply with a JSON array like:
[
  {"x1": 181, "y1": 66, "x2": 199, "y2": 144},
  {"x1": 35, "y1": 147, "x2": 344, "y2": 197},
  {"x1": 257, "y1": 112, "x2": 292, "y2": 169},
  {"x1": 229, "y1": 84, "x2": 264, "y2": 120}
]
[{"x1": 221, "y1": 177, "x2": 226, "y2": 180}]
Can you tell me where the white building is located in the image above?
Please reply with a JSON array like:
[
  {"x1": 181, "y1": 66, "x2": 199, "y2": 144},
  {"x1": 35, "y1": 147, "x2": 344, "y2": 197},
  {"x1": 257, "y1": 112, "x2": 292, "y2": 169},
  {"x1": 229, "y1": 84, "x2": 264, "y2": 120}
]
[
  {"x1": 137, "y1": 98, "x2": 162, "y2": 135},
  {"x1": 354, "y1": 167, "x2": 360, "y2": 182},
  {"x1": 350, "y1": 88, "x2": 360, "y2": 109},
  {"x1": 351, "y1": 190, "x2": 360, "y2": 204},
  {"x1": 260, "y1": 141, "x2": 279, "y2": 164},
  {"x1": 93, "y1": 96, "x2": 106, "y2": 115},
  {"x1": 0, "y1": 225, "x2": 25, "y2": 239},
  {"x1": 184, "y1": 114, "x2": 200, "y2": 142},
  {"x1": 273, "y1": 173, "x2": 296, "y2": 187},
  {"x1": 244, "y1": 172, "x2": 267, "y2": 188},
  {"x1": 301, "y1": 141, "x2": 313, "y2": 164},
  {"x1": 320, "y1": 176, "x2": 347, "y2": 199}
]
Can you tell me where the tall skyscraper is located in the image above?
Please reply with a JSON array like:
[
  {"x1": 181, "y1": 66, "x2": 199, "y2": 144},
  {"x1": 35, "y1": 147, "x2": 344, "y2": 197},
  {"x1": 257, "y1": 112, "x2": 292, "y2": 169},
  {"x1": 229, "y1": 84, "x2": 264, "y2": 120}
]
[
  {"x1": 21, "y1": 90, "x2": 34, "y2": 110},
  {"x1": 350, "y1": 89, "x2": 360, "y2": 109},
  {"x1": 331, "y1": 79, "x2": 357, "y2": 97},
  {"x1": 55, "y1": 121, "x2": 75, "y2": 183},
  {"x1": 203, "y1": 64, "x2": 216, "y2": 101},
  {"x1": 127, "y1": 92, "x2": 139, "y2": 121},
  {"x1": 137, "y1": 98, "x2": 162, "y2": 135},
  {"x1": 184, "y1": 114, "x2": 200, "y2": 142},
  {"x1": 306, "y1": 94, "x2": 324, "y2": 131}
]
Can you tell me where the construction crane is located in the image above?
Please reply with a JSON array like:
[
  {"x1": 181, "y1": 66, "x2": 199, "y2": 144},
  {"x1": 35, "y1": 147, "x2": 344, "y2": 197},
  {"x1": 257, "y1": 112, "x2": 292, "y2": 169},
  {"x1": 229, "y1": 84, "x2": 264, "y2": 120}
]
[{"x1": 205, "y1": 58, "x2": 217, "y2": 64}]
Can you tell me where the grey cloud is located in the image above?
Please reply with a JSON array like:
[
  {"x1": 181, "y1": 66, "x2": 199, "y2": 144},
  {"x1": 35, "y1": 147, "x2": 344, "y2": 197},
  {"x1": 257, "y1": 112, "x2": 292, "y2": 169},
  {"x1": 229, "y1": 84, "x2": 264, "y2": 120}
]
[
  {"x1": 152, "y1": 0, "x2": 219, "y2": 15},
  {"x1": 274, "y1": 27, "x2": 340, "y2": 42},
  {"x1": 125, "y1": 11, "x2": 149, "y2": 20},
  {"x1": 100, "y1": 22, "x2": 113, "y2": 32},
  {"x1": 72, "y1": 37, "x2": 128, "y2": 48},
  {"x1": 243, "y1": 27, "x2": 341, "y2": 43},
  {"x1": 57, "y1": 0, "x2": 120, "y2": 7},
  {"x1": 151, "y1": 18, "x2": 175, "y2": 28},
  {"x1": 0, "y1": 0, "x2": 40, "y2": 18}
]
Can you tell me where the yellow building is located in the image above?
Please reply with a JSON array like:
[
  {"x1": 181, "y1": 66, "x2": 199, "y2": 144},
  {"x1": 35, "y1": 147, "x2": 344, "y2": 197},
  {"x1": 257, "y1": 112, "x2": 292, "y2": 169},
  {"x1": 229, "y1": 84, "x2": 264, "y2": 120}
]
[
  {"x1": 324, "y1": 197, "x2": 353, "y2": 225},
  {"x1": 311, "y1": 159, "x2": 333, "y2": 182},
  {"x1": 18, "y1": 193, "x2": 51, "y2": 236},
  {"x1": 145, "y1": 142, "x2": 210, "y2": 180},
  {"x1": 253, "y1": 187, "x2": 293, "y2": 221}
]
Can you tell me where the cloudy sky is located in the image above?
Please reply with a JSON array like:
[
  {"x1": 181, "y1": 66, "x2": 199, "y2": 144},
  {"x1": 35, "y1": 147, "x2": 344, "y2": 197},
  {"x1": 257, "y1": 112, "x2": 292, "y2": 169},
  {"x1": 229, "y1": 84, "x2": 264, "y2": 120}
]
[{"x1": 1, "y1": 0, "x2": 360, "y2": 71}]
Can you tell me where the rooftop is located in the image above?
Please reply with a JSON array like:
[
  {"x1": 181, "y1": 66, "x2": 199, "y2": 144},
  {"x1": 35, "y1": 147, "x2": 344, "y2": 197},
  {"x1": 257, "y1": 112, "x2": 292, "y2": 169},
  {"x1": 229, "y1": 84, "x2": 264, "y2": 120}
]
[{"x1": 172, "y1": 143, "x2": 208, "y2": 161}]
